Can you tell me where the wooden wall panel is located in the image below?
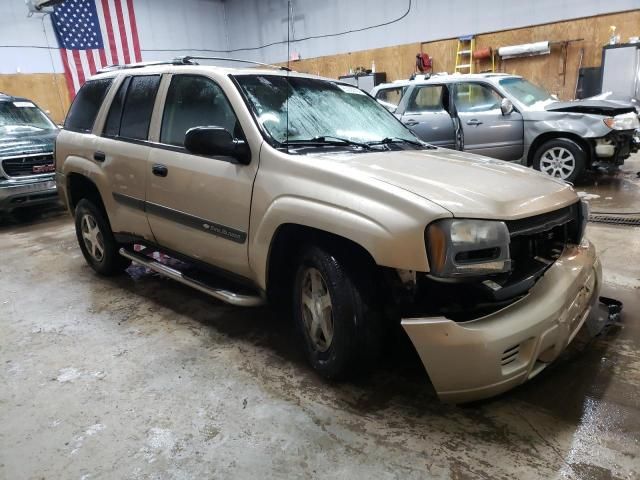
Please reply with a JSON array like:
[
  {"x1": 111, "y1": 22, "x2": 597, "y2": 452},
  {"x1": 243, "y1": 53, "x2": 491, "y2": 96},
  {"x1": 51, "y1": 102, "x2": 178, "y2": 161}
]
[
  {"x1": 285, "y1": 10, "x2": 640, "y2": 99},
  {"x1": 0, "y1": 74, "x2": 70, "y2": 124}
]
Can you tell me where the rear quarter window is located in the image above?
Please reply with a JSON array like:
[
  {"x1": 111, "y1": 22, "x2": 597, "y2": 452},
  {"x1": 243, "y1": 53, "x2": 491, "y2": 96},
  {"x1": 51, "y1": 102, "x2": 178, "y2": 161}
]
[{"x1": 64, "y1": 78, "x2": 113, "y2": 133}]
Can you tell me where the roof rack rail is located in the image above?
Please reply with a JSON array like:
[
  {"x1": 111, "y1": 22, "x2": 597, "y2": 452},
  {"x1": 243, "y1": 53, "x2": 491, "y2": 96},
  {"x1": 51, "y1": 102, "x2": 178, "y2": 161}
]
[
  {"x1": 96, "y1": 57, "x2": 196, "y2": 74},
  {"x1": 176, "y1": 56, "x2": 291, "y2": 71},
  {"x1": 96, "y1": 56, "x2": 290, "y2": 75}
]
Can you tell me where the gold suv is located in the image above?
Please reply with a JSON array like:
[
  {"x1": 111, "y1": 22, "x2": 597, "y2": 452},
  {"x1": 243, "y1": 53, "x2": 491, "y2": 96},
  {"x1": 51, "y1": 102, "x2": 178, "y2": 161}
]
[{"x1": 56, "y1": 60, "x2": 601, "y2": 403}]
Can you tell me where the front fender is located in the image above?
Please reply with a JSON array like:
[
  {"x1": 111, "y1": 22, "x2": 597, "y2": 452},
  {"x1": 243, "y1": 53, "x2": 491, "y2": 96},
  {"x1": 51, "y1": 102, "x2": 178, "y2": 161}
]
[
  {"x1": 524, "y1": 114, "x2": 611, "y2": 146},
  {"x1": 249, "y1": 194, "x2": 433, "y2": 290}
]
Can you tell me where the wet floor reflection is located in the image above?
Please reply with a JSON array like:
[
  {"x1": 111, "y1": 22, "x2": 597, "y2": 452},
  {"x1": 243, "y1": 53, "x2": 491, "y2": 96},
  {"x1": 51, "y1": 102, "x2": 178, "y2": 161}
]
[{"x1": 577, "y1": 155, "x2": 640, "y2": 213}]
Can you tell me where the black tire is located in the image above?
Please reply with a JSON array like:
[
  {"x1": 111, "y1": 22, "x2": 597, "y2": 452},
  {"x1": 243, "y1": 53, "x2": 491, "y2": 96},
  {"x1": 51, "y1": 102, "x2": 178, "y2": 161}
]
[
  {"x1": 292, "y1": 245, "x2": 384, "y2": 380},
  {"x1": 74, "y1": 198, "x2": 130, "y2": 276},
  {"x1": 533, "y1": 138, "x2": 586, "y2": 184}
]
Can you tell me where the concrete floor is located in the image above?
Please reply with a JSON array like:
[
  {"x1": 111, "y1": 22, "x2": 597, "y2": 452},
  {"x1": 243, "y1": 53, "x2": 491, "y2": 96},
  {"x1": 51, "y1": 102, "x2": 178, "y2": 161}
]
[{"x1": 1, "y1": 157, "x2": 639, "y2": 480}]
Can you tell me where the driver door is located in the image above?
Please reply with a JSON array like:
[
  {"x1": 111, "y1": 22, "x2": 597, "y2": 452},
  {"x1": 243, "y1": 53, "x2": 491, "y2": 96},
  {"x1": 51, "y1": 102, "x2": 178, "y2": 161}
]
[
  {"x1": 144, "y1": 74, "x2": 257, "y2": 278},
  {"x1": 452, "y1": 82, "x2": 524, "y2": 160}
]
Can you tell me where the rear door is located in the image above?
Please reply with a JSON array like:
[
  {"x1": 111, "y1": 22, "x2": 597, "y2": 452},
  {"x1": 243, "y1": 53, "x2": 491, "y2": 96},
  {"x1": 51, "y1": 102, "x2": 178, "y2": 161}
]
[
  {"x1": 95, "y1": 74, "x2": 160, "y2": 241},
  {"x1": 144, "y1": 73, "x2": 258, "y2": 278},
  {"x1": 399, "y1": 84, "x2": 455, "y2": 148},
  {"x1": 452, "y1": 81, "x2": 524, "y2": 160}
]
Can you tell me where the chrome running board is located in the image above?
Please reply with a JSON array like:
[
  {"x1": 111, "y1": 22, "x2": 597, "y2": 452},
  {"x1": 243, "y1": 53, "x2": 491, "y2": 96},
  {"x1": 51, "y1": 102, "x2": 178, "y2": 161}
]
[{"x1": 119, "y1": 248, "x2": 265, "y2": 307}]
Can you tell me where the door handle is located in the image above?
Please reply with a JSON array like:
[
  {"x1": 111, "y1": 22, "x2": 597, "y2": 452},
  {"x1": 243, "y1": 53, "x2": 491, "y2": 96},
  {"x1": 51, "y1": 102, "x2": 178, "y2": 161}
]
[
  {"x1": 403, "y1": 119, "x2": 419, "y2": 126},
  {"x1": 466, "y1": 119, "x2": 483, "y2": 126},
  {"x1": 94, "y1": 151, "x2": 106, "y2": 162},
  {"x1": 152, "y1": 164, "x2": 168, "y2": 177}
]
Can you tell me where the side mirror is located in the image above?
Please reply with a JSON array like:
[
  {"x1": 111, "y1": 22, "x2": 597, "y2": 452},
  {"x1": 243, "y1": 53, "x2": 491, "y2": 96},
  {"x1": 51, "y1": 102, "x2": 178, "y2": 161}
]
[
  {"x1": 184, "y1": 126, "x2": 250, "y2": 164},
  {"x1": 500, "y1": 98, "x2": 514, "y2": 116}
]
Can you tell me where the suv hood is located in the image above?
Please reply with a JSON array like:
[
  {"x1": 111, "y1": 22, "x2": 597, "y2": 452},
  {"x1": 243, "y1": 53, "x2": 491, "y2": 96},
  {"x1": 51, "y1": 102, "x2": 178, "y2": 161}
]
[
  {"x1": 544, "y1": 99, "x2": 635, "y2": 116},
  {"x1": 315, "y1": 148, "x2": 578, "y2": 219},
  {"x1": 0, "y1": 128, "x2": 58, "y2": 158}
]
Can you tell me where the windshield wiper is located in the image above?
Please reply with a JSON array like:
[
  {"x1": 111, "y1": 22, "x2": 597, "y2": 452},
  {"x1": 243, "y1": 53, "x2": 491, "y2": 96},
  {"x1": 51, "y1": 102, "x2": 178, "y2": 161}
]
[
  {"x1": 369, "y1": 137, "x2": 434, "y2": 148},
  {"x1": 282, "y1": 135, "x2": 372, "y2": 150}
]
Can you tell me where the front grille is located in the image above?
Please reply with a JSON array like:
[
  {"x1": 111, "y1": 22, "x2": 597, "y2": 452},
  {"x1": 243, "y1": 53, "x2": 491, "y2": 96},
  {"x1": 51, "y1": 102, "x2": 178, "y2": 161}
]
[
  {"x1": 506, "y1": 204, "x2": 576, "y2": 237},
  {"x1": 506, "y1": 203, "x2": 581, "y2": 273},
  {"x1": 2, "y1": 154, "x2": 55, "y2": 177}
]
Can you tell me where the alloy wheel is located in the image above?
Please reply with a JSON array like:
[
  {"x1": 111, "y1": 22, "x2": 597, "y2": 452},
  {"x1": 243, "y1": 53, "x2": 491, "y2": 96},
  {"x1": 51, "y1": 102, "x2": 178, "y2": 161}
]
[
  {"x1": 539, "y1": 147, "x2": 576, "y2": 180},
  {"x1": 300, "y1": 267, "x2": 334, "y2": 352},
  {"x1": 81, "y1": 213, "x2": 105, "y2": 262}
]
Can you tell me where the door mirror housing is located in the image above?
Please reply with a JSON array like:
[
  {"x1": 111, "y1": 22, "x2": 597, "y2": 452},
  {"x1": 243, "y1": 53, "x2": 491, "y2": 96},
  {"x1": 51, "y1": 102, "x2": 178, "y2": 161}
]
[
  {"x1": 184, "y1": 126, "x2": 250, "y2": 164},
  {"x1": 500, "y1": 98, "x2": 514, "y2": 116}
]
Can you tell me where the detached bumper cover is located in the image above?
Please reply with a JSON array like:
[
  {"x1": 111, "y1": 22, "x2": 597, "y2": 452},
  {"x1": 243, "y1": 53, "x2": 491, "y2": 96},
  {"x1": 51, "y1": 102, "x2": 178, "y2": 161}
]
[
  {"x1": 0, "y1": 177, "x2": 57, "y2": 210},
  {"x1": 402, "y1": 240, "x2": 601, "y2": 403}
]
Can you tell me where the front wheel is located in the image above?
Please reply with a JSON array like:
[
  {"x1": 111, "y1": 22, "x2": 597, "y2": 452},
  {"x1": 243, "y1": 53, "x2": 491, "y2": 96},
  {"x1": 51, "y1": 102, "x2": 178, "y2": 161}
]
[
  {"x1": 292, "y1": 245, "x2": 384, "y2": 380},
  {"x1": 533, "y1": 138, "x2": 586, "y2": 183},
  {"x1": 74, "y1": 198, "x2": 130, "y2": 276}
]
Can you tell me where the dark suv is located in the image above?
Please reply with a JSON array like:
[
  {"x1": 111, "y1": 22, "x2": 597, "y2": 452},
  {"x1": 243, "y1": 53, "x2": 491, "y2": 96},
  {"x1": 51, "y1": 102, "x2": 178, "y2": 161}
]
[{"x1": 0, "y1": 93, "x2": 59, "y2": 213}]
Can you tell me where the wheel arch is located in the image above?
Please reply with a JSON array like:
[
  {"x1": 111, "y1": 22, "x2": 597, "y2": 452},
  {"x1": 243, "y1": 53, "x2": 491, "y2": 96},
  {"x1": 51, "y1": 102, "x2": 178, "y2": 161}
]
[
  {"x1": 66, "y1": 173, "x2": 106, "y2": 214},
  {"x1": 264, "y1": 223, "x2": 380, "y2": 304},
  {"x1": 527, "y1": 132, "x2": 592, "y2": 167}
]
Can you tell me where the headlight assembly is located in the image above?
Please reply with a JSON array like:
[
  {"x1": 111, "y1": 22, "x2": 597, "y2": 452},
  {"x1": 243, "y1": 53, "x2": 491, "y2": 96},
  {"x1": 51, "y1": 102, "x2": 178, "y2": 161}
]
[
  {"x1": 426, "y1": 219, "x2": 511, "y2": 278},
  {"x1": 604, "y1": 112, "x2": 640, "y2": 131}
]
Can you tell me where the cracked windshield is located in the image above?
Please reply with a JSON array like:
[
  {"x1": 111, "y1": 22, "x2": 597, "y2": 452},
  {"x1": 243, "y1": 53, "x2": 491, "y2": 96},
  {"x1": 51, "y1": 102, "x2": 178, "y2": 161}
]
[{"x1": 235, "y1": 74, "x2": 419, "y2": 147}]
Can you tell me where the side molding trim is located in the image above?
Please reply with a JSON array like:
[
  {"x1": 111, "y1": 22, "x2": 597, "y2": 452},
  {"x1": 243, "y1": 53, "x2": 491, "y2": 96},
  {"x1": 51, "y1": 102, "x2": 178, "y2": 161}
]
[{"x1": 112, "y1": 192, "x2": 247, "y2": 244}]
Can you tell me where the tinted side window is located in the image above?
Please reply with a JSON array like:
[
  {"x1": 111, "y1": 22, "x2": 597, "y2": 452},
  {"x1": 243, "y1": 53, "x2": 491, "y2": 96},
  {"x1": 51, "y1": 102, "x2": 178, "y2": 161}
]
[
  {"x1": 407, "y1": 85, "x2": 444, "y2": 113},
  {"x1": 103, "y1": 77, "x2": 131, "y2": 137},
  {"x1": 160, "y1": 75, "x2": 239, "y2": 147},
  {"x1": 65, "y1": 78, "x2": 112, "y2": 132},
  {"x1": 453, "y1": 83, "x2": 502, "y2": 113},
  {"x1": 119, "y1": 75, "x2": 160, "y2": 140}
]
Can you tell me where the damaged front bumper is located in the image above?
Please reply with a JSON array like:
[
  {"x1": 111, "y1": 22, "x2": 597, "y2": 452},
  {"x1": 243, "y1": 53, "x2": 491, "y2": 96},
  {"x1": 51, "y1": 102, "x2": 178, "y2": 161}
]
[
  {"x1": 402, "y1": 240, "x2": 601, "y2": 404},
  {"x1": 593, "y1": 130, "x2": 636, "y2": 166}
]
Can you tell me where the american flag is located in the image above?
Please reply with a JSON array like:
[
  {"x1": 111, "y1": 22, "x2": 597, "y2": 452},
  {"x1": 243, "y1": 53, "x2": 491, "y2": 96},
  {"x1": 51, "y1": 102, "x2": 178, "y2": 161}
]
[{"x1": 51, "y1": 0, "x2": 142, "y2": 97}]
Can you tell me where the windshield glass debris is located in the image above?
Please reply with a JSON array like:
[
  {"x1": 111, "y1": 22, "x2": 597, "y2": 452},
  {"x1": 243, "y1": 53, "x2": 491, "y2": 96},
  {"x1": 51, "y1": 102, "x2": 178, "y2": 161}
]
[{"x1": 235, "y1": 75, "x2": 419, "y2": 147}]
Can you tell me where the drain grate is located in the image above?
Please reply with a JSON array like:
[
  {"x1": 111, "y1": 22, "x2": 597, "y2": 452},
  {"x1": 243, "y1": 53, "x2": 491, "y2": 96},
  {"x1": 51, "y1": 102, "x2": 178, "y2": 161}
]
[{"x1": 589, "y1": 215, "x2": 640, "y2": 226}]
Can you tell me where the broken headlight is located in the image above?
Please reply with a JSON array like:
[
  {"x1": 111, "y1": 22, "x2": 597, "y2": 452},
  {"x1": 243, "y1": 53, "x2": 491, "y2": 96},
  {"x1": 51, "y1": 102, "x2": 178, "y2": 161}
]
[
  {"x1": 426, "y1": 219, "x2": 511, "y2": 278},
  {"x1": 603, "y1": 112, "x2": 640, "y2": 131}
]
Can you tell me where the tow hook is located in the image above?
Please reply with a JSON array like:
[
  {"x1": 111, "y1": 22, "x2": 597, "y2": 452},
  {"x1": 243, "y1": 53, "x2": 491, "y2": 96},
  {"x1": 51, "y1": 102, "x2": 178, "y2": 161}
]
[{"x1": 599, "y1": 296, "x2": 623, "y2": 323}]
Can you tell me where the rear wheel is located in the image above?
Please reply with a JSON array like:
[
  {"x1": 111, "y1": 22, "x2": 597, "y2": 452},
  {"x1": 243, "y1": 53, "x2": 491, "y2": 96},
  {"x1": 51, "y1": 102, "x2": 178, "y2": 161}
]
[
  {"x1": 74, "y1": 199, "x2": 130, "y2": 276},
  {"x1": 292, "y1": 245, "x2": 384, "y2": 380},
  {"x1": 533, "y1": 138, "x2": 586, "y2": 183}
]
